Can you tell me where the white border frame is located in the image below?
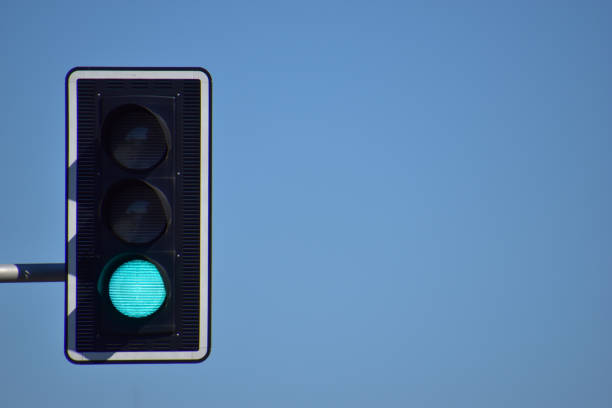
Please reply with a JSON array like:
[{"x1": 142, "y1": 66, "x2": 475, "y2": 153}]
[{"x1": 66, "y1": 68, "x2": 210, "y2": 363}]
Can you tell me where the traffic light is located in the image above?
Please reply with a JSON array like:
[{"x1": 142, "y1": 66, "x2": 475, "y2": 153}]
[{"x1": 65, "y1": 67, "x2": 211, "y2": 363}]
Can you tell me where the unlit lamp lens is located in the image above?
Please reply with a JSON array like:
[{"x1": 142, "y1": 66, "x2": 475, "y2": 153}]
[
  {"x1": 108, "y1": 259, "x2": 167, "y2": 318},
  {"x1": 104, "y1": 180, "x2": 170, "y2": 244},
  {"x1": 104, "y1": 105, "x2": 169, "y2": 170}
]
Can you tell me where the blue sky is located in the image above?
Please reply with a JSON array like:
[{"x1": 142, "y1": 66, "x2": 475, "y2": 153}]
[{"x1": 0, "y1": 1, "x2": 611, "y2": 406}]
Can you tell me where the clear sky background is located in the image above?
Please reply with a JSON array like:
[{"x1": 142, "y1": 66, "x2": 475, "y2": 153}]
[{"x1": 0, "y1": 1, "x2": 611, "y2": 407}]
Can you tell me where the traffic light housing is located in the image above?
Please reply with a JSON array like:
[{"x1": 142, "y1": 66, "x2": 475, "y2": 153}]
[{"x1": 65, "y1": 67, "x2": 211, "y2": 363}]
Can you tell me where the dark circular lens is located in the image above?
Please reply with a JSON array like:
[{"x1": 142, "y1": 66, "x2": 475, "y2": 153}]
[
  {"x1": 103, "y1": 105, "x2": 168, "y2": 170},
  {"x1": 104, "y1": 181, "x2": 170, "y2": 244}
]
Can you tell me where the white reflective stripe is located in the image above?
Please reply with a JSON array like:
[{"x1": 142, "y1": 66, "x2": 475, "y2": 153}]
[
  {"x1": 67, "y1": 199, "x2": 76, "y2": 241},
  {"x1": 70, "y1": 349, "x2": 208, "y2": 362},
  {"x1": 199, "y1": 72, "x2": 210, "y2": 356},
  {"x1": 68, "y1": 70, "x2": 205, "y2": 81},
  {"x1": 66, "y1": 73, "x2": 78, "y2": 343},
  {"x1": 67, "y1": 71, "x2": 78, "y2": 168}
]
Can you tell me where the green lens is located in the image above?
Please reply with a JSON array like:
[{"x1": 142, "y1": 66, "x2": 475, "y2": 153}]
[{"x1": 108, "y1": 259, "x2": 166, "y2": 318}]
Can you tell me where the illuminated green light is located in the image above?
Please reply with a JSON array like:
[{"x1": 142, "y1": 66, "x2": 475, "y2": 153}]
[{"x1": 108, "y1": 259, "x2": 166, "y2": 318}]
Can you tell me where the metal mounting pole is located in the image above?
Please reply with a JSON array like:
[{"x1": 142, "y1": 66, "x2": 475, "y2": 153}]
[{"x1": 0, "y1": 263, "x2": 65, "y2": 282}]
